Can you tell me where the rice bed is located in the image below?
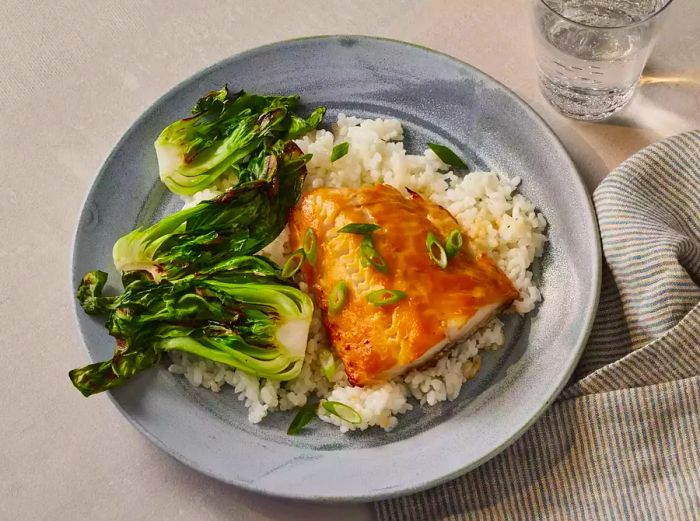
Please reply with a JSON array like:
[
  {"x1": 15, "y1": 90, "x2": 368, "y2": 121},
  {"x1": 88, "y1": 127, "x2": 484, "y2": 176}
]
[{"x1": 171, "y1": 115, "x2": 547, "y2": 432}]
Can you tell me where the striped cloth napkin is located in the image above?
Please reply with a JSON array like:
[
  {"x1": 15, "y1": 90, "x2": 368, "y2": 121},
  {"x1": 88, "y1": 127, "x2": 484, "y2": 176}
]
[{"x1": 375, "y1": 130, "x2": 700, "y2": 520}]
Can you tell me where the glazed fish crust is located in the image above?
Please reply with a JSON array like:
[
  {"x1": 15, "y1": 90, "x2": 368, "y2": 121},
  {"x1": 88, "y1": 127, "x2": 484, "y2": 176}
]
[{"x1": 289, "y1": 184, "x2": 519, "y2": 386}]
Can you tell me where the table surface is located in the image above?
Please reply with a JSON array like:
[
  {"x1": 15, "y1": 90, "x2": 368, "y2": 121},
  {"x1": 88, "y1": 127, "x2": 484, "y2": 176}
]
[{"x1": 2, "y1": 1, "x2": 698, "y2": 519}]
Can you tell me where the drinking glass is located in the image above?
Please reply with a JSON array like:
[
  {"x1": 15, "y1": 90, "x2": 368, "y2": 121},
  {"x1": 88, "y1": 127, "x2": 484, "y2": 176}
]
[{"x1": 530, "y1": 0, "x2": 674, "y2": 120}]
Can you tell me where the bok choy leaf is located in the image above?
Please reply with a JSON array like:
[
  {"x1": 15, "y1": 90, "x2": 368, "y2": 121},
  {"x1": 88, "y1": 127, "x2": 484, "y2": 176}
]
[
  {"x1": 155, "y1": 85, "x2": 325, "y2": 195},
  {"x1": 70, "y1": 258, "x2": 313, "y2": 397}
]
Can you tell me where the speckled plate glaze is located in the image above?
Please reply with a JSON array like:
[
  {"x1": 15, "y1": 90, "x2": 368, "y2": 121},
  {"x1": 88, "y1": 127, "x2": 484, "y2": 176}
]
[{"x1": 72, "y1": 36, "x2": 601, "y2": 501}]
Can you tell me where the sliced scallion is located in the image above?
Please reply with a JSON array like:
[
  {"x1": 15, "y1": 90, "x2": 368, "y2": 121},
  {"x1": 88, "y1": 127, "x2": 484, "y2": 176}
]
[
  {"x1": 360, "y1": 236, "x2": 388, "y2": 273},
  {"x1": 321, "y1": 400, "x2": 362, "y2": 424},
  {"x1": 287, "y1": 400, "x2": 318, "y2": 435},
  {"x1": 328, "y1": 280, "x2": 348, "y2": 315},
  {"x1": 427, "y1": 143, "x2": 467, "y2": 169},
  {"x1": 319, "y1": 349, "x2": 337, "y2": 381},
  {"x1": 445, "y1": 229, "x2": 463, "y2": 259},
  {"x1": 281, "y1": 249, "x2": 305, "y2": 278},
  {"x1": 338, "y1": 223, "x2": 381, "y2": 235},
  {"x1": 366, "y1": 289, "x2": 407, "y2": 306},
  {"x1": 426, "y1": 232, "x2": 447, "y2": 269},
  {"x1": 331, "y1": 142, "x2": 350, "y2": 162},
  {"x1": 303, "y1": 227, "x2": 317, "y2": 264}
]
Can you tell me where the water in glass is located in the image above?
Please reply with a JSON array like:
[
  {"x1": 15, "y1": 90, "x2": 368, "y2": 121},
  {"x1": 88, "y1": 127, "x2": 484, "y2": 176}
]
[{"x1": 531, "y1": 0, "x2": 671, "y2": 120}]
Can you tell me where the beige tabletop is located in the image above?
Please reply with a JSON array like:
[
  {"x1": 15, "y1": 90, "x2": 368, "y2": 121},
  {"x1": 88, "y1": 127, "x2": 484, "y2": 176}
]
[{"x1": 2, "y1": 1, "x2": 698, "y2": 520}]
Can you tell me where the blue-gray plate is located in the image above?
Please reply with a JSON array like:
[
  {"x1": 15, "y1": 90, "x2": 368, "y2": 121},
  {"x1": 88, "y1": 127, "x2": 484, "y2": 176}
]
[{"x1": 72, "y1": 36, "x2": 600, "y2": 501}]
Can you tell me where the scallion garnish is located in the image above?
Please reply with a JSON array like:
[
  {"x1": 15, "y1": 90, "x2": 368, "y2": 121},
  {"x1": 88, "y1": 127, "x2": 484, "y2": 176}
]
[
  {"x1": 445, "y1": 229, "x2": 463, "y2": 259},
  {"x1": 427, "y1": 143, "x2": 467, "y2": 169},
  {"x1": 287, "y1": 400, "x2": 318, "y2": 435},
  {"x1": 360, "y1": 236, "x2": 389, "y2": 273},
  {"x1": 426, "y1": 232, "x2": 447, "y2": 269},
  {"x1": 319, "y1": 349, "x2": 337, "y2": 381},
  {"x1": 321, "y1": 400, "x2": 362, "y2": 424},
  {"x1": 338, "y1": 223, "x2": 381, "y2": 235},
  {"x1": 331, "y1": 142, "x2": 350, "y2": 162},
  {"x1": 366, "y1": 289, "x2": 407, "y2": 306},
  {"x1": 303, "y1": 227, "x2": 317, "y2": 264},
  {"x1": 328, "y1": 280, "x2": 348, "y2": 315},
  {"x1": 281, "y1": 249, "x2": 305, "y2": 278}
]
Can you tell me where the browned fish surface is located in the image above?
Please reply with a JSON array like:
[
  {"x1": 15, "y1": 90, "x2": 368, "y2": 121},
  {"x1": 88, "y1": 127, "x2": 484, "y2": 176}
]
[{"x1": 289, "y1": 184, "x2": 519, "y2": 386}]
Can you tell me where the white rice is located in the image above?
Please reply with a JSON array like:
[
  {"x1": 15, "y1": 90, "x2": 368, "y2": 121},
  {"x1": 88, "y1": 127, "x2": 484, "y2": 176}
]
[{"x1": 171, "y1": 114, "x2": 547, "y2": 431}]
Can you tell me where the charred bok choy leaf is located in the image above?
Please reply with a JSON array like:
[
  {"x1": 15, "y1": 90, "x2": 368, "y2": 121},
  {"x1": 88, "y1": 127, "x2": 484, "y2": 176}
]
[
  {"x1": 113, "y1": 143, "x2": 308, "y2": 282},
  {"x1": 70, "y1": 257, "x2": 313, "y2": 397},
  {"x1": 73, "y1": 87, "x2": 323, "y2": 399},
  {"x1": 155, "y1": 85, "x2": 325, "y2": 195}
]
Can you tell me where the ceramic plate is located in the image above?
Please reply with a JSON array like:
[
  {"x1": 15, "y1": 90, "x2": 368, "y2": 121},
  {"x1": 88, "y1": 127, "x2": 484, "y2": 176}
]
[{"x1": 72, "y1": 36, "x2": 600, "y2": 501}]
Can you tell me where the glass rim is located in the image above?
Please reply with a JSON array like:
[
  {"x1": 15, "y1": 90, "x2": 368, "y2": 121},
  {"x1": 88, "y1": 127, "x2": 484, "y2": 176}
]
[{"x1": 538, "y1": 0, "x2": 675, "y2": 29}]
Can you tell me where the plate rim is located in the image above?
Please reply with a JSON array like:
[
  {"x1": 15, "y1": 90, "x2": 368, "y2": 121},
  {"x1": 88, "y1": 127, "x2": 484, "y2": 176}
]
[{"x1": 71, "y1": 34, "x2": 602, "y2": 502}]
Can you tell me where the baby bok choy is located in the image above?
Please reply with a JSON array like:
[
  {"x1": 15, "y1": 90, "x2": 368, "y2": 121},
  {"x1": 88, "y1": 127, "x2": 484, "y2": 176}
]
[
  {"x1": 113, "y1": 143, "x2": 308, "y2": 282},
  {"x1": 70, "y1": 257, "x2": 313, "y2": 397},
  {"x1": 155, "y1": 85, "x2": 325, "y2": 195}
]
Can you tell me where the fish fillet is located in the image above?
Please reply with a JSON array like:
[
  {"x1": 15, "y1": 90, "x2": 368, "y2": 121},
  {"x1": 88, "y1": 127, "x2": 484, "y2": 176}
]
[{"x1": 288, "y1": 184, "x2": 519, "y2": 386}]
